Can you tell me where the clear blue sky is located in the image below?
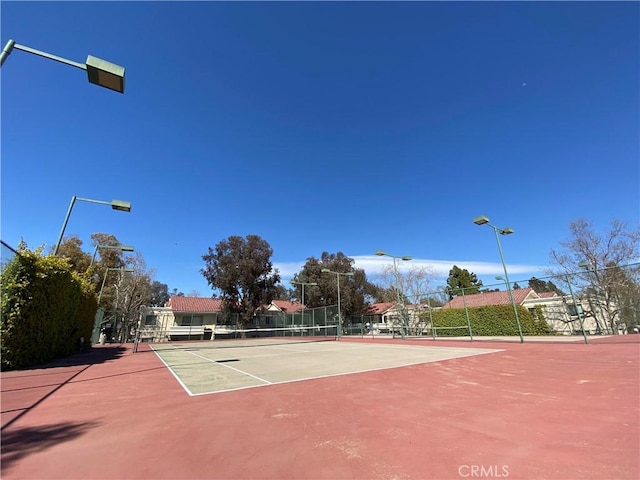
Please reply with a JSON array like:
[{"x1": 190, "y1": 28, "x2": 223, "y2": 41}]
[{"x1": 2, "y1": 1, "x2": 638, "y2": 295}]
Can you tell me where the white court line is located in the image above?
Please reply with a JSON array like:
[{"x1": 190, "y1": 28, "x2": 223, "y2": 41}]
[
  {"x1": 150, "y1": 345, "x2": 196, "y2": 396},
  {"x1": 152, "y1": 342, "x2": 504, "y2": 397},
  {"x1": 183, "y1": 349, "x2": 272, "y2": 385},
  {"x1": 215, "y1": 343, "x2": 380, "y2": 360},
  {"x1": 151, "y1": 344, "x2": 272, "y2": 396},
  {"x1": 190, "y1": 348, "x2": 503, "y2": 397}
]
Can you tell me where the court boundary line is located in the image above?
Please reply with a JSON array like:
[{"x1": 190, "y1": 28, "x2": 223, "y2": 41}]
[
  {"x1": 150, "y1": 345, "x2": 195, "y2": 396},
  {"x1": 155, "y1": 342, "x2": 498, "y2": 364},
  {"x1": 190, "y1": 349, "x2": 503, "y2": 396},
  {"x1": 185, "y1": 349, "x2": 273, "y2": 386},
  {"x1": 151, "y1": 342, "x2": 504, "y2": 397}
]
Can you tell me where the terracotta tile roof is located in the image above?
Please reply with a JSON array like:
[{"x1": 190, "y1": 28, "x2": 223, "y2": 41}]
[
  {"x1": 168, "y1": 296, "x2": 223, "y2": 313},
  {"x1": 538, "y1": 292, "x2": 558, "y2": 298},
  {"x1": 366, "y1": 302, "x2": 397, "y2": 314},
  {"x1": 442, "y1": 288, "x2": 539, "y2": 309},
  {"x1": 270, "y1": 300, "x2": 303, "y2": 313}
]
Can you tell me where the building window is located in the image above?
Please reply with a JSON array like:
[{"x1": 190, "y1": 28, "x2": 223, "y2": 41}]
[
  {"x1": 179, "y1": 315, "x2": 203, "y2": 326},
  {"x1": 566, "y1": 303, "x2": 584, "y2": 317},
  {"x1": 145, "y1": 315, "x2": 157, "y2": 326}
]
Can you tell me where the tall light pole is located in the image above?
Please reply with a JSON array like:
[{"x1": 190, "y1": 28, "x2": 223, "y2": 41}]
[
  {"x1": 375, "y1": 251, "x2": 412, "y2": 339},
  {"x1": 54, "y1": 196, "x2": 131, "y2": 255},
  {"x1": 1, "y1": 39, "x2": 125, "y2": 93},
  {"x1": 321, "y1": 269, "x2": 354, "y2": 338},
  {"x1": 89, "y1": 244, "x2": 134, "y2": 270},
  {"x1": 473, "y1": 215, "x2": 524, "y2": 343},
  {"x1": 290, "y1": 280, "x2": 317, "y2": 325}
]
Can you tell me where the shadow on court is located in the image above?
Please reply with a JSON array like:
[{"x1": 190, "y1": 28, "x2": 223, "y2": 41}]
[
  {"x1": 3, "y1": 345, "x2": 128, "y2": 376},
  {"x1": 1, "y1": 345, "x2": 127, "y2": 430},
  {"x1": 1, "y1": 421, "x2": 99, "y2": 469}
]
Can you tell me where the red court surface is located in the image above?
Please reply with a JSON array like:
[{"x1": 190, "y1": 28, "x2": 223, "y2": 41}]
[{"x1": 2, "y1": 336, "x2": 639, "y2": 480}]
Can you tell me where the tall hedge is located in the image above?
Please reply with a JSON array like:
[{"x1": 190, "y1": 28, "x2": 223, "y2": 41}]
[
  {"x1": 1, "y1": 249, "x2": 97, "y2": 370},
  {"x1": 424, "y1": 304, "x2": 553, "y2": 336}
]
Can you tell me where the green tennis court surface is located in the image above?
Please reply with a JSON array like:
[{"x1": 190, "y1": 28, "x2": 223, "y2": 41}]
[{"x1": 151, "y1": 339, "x2": 502, "y2": 395}]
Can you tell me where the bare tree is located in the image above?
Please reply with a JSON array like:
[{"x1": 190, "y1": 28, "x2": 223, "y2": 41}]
[
  {"x1": 550, "y1": 218, "x2": 640, "y2": 334},
  {"x1": 375, "y1": 264, "x2": 437, "y2": 335},
  {"x1": 375, "y1": 265, "x2": 436, "y2": 302},
  {"x1": 110, "y1": 253, "x2": 153, "y2": 342}
]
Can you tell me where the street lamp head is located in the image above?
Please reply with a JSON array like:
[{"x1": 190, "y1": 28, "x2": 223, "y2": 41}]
[
  {"x1": 321, "y1": 268, "x2": 331, "y2": 273},
  {"x1": 499, "y1": 227, "x2": 514, "y2": 236},
  {"x1": 495, "y1": 275, "x2": 505, "y2": 281},
  {"x1": 345, "y1": 272, "x2": 354, "y2": 277},
  {"x1": 120, "y1": 245, "x2": 134, "y2": 252},
  {"x1": 473, "y1": 215, "x2": 490, "y2": 225},
  {"x1": 375, "y1": 250, "x2": 386, "y2": 256},
  {"x1": 401, "y1": 256, "x2": 412, "y2": 261},
  {"x1": 110, "y1": 199, "x2": 131, "y2": 212},
  {"x1": 106, "y1": 267, "x2": 134, "y2": 273},
  {"x1": 578, "y1": 261, "x2": 590, "y2": 269},
  {"x1": 86, "y1": 55, "x2": 125, "y2": 93}
]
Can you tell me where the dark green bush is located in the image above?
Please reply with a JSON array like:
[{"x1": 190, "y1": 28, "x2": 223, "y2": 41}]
[
  {"x1": 424, "y1": 304, "x2": 553, "y2": 336},
  {"x1": 1, "y1": 248, "x2": 97, "y2": 370}
]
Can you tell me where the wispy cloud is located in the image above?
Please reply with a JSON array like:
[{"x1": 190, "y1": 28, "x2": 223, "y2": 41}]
[{"x1": 274, "y1": 256, "x2": 546, "y2": 280}]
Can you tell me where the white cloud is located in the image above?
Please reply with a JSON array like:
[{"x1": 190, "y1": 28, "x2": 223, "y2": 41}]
[{"x1": 274, "y1": 256, "x2": 546, "y2": 281}]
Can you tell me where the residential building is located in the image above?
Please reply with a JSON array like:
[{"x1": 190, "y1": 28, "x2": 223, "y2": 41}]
[
  {"x1": 441, "y1": 287, "x2": 615, "y2": 335},
  {"x1": 138, "y1": 296, "x2": 305, "y2": 342}
]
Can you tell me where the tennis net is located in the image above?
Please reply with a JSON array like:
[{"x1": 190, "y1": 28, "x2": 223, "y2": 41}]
[{"x1": 213, "y1": 324, "x2": 338, "y2": 340}]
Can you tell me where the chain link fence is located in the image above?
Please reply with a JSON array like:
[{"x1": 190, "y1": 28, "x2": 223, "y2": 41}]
[
  {"x1": 348, "y1": 263, "x2": 640, "y2": 339},
  {"x1": 137, "y1": 304, "x2": 341, "y2": 342}
]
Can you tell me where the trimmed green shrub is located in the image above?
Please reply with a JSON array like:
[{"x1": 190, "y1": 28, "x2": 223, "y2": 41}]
[
  {"x1": 423, "y1": 304, "x2": 553, "y2": 336},
  {"x1": 1, "y1": 248, "x2": 97, "y2": 370}
]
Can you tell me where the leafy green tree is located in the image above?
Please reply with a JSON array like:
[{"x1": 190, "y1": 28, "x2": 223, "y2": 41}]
[
  {"x1": 150, "y1": 281, "x2": 170, "y2": 306},
  {"x1": 446, "y1": 266, "x2": 483, "y2": 299},
  {"x1": 373, "y1": 286, "x2": 397, "y2": 303},
  {"x1": 201, "y1": 235, "x2": 281, "y2": 327},
  {"x1": 2, "y1": 244, "x2": 96, "y2": 369},
  {"x1": 528, "y1": 277, "x2": 566, "y2": 296},
  {"x1": 294, "y1": 252, "x2": 378, "y2": 317},
  {"x1": 272, "y1": 284, "x2": 289, "y2": 301},
  {"x1": 85, "y1": 233, "x2": 131, "y2": 296},
  {"x1": 422, "y1": 295, "x2": 445, "y2": 308},
  {"x1": 90, "y1": 233, "x2": 128, "y2": 267},
  {"x1": 55, "y1": 236, "x2": 92, "y2": 273}
]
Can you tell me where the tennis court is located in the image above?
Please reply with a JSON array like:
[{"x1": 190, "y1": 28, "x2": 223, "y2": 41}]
[
  {"x1": 2, "y1": 335, "x2": 638, "y2": 480},
  {"x1": 151, "y1": 338, "x2": 503, "y2": 395}
]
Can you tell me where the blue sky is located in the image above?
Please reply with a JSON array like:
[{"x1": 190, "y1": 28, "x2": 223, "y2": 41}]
[{"x1": 2, "y1": 1, "x2": 638, "y2": 296}]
